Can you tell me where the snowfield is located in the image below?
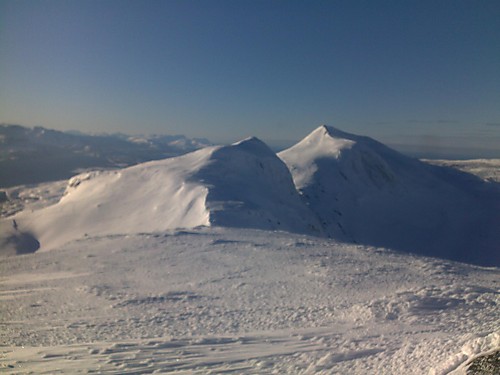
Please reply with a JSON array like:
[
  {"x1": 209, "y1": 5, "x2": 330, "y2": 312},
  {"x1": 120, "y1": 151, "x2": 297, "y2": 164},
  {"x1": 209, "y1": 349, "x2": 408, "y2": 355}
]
[
  {"x1": 1, "y1": 229, "x2": 499, "y2": 374},
  {"x1": 0, "y1": 126, "x2": 499, "y2": 373}
]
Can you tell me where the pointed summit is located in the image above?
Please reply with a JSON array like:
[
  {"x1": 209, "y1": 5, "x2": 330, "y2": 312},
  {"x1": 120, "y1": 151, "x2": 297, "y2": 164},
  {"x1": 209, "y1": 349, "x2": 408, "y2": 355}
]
[
  {"x1": 279, "y1": 125, "x2": 418, "y2": 190},
  {"x1": 218, "y1": 136, "x2": 277, "y2": 159},
  {"x1": 279, "y1": 125, "x2": 498, "y2": 265},
  {"x1": 314, "y1": 124, "x2": 358, "y2": 139},
  {"x1": 293, "y1": 125, "x2": 394, "y2": 158},
  {"x1": 284, "y1": 125, "x2": 357, "y2": 161}
]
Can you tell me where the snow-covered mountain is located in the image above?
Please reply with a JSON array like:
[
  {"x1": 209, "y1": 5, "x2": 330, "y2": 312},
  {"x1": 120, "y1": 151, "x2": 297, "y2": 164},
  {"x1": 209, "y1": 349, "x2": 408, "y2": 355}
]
[
  {"x1": 1, "y1": 126, "x2": 499, "y2": 373},
  {"x1": 279, "y1": 125, "x2": 500, "y2": 266},
  {"x1": 1, "y1": 125, "x2": 498, "y2": 266},
  {"x1": 0, "y1": 124, "x2": 211, "y2": 188},
  {"x1": 1, "y1": 137, "x2": 321, "y2": 253},
  {"x1": 197, "y1": 137, "x2": 322, "y2": 234}
]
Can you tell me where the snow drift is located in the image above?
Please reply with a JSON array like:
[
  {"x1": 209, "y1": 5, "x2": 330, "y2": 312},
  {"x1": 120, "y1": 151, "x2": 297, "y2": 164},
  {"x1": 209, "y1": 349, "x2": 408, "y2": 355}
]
[
  {"x1": 0, "y1": 137, "x2": 321, "y2": 252},
  {"x1": 279, "y1": 125, "x2": 500, "y2": 266}
]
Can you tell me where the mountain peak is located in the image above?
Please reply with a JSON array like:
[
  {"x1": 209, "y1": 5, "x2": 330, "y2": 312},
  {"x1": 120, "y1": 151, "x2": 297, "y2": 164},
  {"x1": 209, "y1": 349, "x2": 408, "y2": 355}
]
[
  {"x1": 233, "y1": 136, "x2": 268, "y2": 149},
  {"x1": 280, "y1": 125, "x2": 356, "y2": 162},
  {"x1": 313, "y1": 125, "x2": 368, "y2": 143},
  {"x1": 223, "y1": 136, "x2": 277, "y2": 158}
]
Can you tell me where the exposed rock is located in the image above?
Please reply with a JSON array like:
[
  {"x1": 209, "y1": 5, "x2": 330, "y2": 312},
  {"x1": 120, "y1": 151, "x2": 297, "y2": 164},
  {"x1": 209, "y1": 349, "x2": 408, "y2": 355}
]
[{"x1": 467, "y1": 350, "x2": 500, "y2": 375}]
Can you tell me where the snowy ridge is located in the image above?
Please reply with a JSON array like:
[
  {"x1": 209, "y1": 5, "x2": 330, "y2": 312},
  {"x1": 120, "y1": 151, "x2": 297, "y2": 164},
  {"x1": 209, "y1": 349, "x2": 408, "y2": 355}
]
[
  {"x1": 1, "y1": 150, "x2": 210, "y2": 252},
  {"x1": 196, "y1": 137, "x2": 322, "y2": 234},
  {"x1": 280, "y1": 125, "x2": 500, "y2": 266},
  {"x1": 0, "y1": 137, "x2": 320, "y2": 252},
  {"x1": 1, "y1": 125, "x2": 499, "y2": 266},
  {"x1": 0, "y1": 127, "x2": 499, "y2": 374}
]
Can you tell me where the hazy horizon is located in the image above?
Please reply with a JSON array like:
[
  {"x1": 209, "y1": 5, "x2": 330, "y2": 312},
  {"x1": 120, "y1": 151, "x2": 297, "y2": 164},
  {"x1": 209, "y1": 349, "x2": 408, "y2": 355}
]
[
  {"x1": 1, "y1": 1, "x2": 499, "y2": 158},
  {"x1": 2, "y1": 121, "x2": 499, "y2": 160}
]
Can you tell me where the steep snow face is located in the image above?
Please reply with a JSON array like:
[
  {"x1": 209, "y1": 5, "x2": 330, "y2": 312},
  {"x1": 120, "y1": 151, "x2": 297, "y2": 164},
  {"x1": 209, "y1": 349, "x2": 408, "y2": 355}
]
[
  {"x1": 280, "y1": 125, "x2": 425, "y2": 191},
  {"x1": 279, "y1": 126, "x2": 500, "y2": 266},
  {"x1": 1, "y1": 137, "x2": 321, "y2": 252},
  {"x1": 195, "y1": 137, "x2": 322, "y2": 234}
]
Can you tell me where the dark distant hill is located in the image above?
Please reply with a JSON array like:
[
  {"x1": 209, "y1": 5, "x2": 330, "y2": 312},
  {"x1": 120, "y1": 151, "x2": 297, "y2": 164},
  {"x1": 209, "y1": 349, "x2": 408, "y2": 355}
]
[{"x1": 0, "y1": 124, "x2": 211, "y2": 187}]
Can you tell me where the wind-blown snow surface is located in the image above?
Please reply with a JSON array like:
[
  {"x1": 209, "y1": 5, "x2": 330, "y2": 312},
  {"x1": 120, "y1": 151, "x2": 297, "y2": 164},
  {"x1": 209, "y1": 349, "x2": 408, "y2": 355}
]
[
  {"x1": 279, "y1": 126, "x2": 500, "y2": 266},
  {"x1": 0, "y1": 137, "x2": 320, "y2": 253},
  {"x1": 1, "y1": 228, "x2": 499, "y2": 374}
]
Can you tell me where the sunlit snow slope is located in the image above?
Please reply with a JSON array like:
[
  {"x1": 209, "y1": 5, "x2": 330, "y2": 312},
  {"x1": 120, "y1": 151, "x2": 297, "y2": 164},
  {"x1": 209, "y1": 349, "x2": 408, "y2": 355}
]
[
  {"x1": 0, "y1": 137, "x2": 321, "y2": 252},
  {"x1": 279, "y1": 126, "x2": 500, "y2": 266},
  {"x1": 1, "y1": 126, "x2": 498, "y2": 266},
  {"x1": 1, "y1": 228, "x2": 498, "y2": 374}
]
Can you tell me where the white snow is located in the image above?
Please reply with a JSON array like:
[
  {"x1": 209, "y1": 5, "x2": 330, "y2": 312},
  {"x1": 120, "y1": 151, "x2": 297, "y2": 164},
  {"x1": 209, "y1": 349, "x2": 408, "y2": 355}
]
[
  {"x1": 424, "y1": 158, "x2": 500, "y2": 183},
  {"x1": 0, "y1": 125, "x2": 498, "y2": 373},
  {"x1": 0, "y1": 228, "x2": 498, "y2": 373},
  {"x1": 279, "y1": 125, "x2": 500, "y2": 266},
  {"x1": 0, "y1": 136, "x2": 320, "y2": 253}
]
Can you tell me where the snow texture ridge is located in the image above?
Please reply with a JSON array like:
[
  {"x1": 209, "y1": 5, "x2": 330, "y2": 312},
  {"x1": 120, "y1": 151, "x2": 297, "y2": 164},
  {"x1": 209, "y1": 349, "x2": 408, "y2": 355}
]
[
  {"x1": 0, "y1": 136, "x2": 321, "y2": 252},
  {"x1": 1, "y1": 228, "x2": 498, "y2": 373},
  {"x1": 195, "y1": 137, "x2": 322, "y2": 235},
  {"x1": 279, "y1": 125, "x2": 500, "y2": 266},
  {"x1": 0, "y1": 127, "x2": 499, "y2": 373},
  {"x1": 1, "y1": 125, "x2": 499, "y2": 266}
]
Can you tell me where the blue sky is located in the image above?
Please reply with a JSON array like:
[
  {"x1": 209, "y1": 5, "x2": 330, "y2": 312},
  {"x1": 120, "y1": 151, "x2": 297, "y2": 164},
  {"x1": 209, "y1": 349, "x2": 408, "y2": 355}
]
[{"x1": 1, "y1": 0, "x2": 499, "y2": 156}]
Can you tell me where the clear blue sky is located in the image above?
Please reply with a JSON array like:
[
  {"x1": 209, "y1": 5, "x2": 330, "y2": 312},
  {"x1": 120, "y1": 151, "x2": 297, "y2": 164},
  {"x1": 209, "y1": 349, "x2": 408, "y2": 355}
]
[{"x1": 1, "y1": 0, "x2": 499, "y2": 156}]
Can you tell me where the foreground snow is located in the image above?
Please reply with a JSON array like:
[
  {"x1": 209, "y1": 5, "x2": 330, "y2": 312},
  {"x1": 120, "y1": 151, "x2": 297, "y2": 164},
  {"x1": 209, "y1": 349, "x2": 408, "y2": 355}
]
[
  {"x1": 1, "y1": 228, "x2": 498, "y2": 374},
  {"x1": 1, "y1": 127, "x2": 498, "y2": 373}
]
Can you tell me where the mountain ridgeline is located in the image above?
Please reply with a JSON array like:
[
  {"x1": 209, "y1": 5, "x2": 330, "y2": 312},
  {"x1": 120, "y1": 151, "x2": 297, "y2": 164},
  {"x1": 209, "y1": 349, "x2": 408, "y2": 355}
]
[
  {"x1": 0, "y1": 124, "x2": 211, "y2": 187},
  {"x1": 280, "y1": 126, "x2": 500, "y2": 266},
  {"x1": 1, "y1": 126, "x2": 498, "y2": 266}
]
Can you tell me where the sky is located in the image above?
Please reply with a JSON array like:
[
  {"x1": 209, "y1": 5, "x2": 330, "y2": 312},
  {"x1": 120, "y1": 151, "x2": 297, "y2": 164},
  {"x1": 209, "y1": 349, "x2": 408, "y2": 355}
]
[{"x1": 1, "y1": 0, "x2": 499, "y2": 157}]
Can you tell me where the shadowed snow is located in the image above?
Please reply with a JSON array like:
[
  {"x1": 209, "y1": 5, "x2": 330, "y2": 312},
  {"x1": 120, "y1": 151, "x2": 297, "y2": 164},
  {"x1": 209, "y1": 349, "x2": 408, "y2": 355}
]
[{"x1": 279, "y1": 126, "x2": 500, "y2": 266}]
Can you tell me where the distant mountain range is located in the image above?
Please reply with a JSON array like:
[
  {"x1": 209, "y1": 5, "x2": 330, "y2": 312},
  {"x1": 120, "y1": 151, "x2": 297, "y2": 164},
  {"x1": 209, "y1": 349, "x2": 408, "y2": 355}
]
[
  {"x1": 1, "y1": 125, "x2": 499, "y2": 266},
  {"x1": 0, "y1": 124, "x2": 211, "y2": 187}
]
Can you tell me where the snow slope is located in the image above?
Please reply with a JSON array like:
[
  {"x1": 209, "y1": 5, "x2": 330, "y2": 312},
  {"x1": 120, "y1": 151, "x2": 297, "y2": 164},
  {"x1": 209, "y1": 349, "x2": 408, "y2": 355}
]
[
  {"x1": 0, "y1": 137, "x2": 320, "y2": 253},
  {"x1": 0, "y1": 129, "x2": 498, "y2": 373},
  {"x1": 1, "y1": 126, "x2": 498, "y2": 266},
  {"x1": 1, "y1": 228, "x2": 498, "y2": 374},
  {"x1": 279, "y1": 126, "x2": 500, "y2": 266},
  {"x1": 425, "y1": 158, "x2": 500, "y2": 183}
]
